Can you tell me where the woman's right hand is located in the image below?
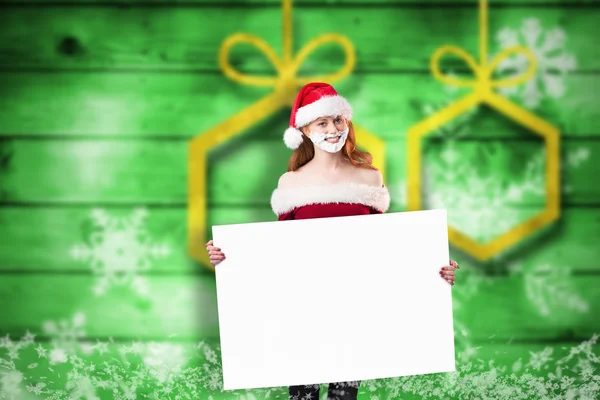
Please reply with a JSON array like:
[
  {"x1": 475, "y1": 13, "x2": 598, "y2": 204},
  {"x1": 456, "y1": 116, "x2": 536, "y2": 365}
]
[{"x1": 205, "y1": 240, "x2": 226, "y2": 266}]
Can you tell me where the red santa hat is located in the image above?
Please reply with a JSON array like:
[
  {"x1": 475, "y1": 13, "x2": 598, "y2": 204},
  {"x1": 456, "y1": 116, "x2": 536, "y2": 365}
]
[{"x1": 283, "y1": 82, "x2": 353, "y2": 149}]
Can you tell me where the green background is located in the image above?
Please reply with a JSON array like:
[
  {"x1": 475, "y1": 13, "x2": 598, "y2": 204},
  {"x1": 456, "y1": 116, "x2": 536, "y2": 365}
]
[{"x1": 0, "y1": 0, "x2": 599, "y2": 399}]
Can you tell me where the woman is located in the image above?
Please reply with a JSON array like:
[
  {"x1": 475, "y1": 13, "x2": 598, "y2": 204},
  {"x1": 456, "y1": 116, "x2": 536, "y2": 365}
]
[{"x1": 205, "y1": 82, "x2": 460, "y2": 400}]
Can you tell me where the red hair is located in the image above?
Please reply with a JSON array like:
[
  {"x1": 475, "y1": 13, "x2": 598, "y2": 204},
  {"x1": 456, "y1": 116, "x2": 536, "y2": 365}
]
[{"x1": 287, "y1": 121, "x2": 377, "y2": 172}]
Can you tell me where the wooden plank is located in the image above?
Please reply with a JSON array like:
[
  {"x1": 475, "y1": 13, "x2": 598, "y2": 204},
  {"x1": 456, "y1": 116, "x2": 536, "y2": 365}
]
[
  {"x1": 0, "y1": 275, "x2": 220, "y2": 340},
  {"x1": 0, "y1": 6, "x2": 597, "y2": 72},
  {"x1": 0, "y1": 138, "x2": 597, "y2": 204},
  {"x1": 0, "y1": 72, "x2": 596, "y2": 138},
  {"x1": 1, "y1": 207, "x2": 598, "y2": 274},
  {"x1": 455, "y1": 275, "x2": 600, "y2": 341},
  {"x1": 0, "y1": 274, "x2": 599, "y2": 341},
  {"x1": 4, "y1": 339, "x2": 598, "y2": 400},
  {"x1": 0, "y1": 206, "x2": 198, "y2": 273}
]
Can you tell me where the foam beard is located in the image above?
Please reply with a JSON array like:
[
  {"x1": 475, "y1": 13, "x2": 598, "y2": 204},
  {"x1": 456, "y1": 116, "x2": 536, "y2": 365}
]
[{"x1": 308, "y1": 128, "x2": 349, "y2": 153}]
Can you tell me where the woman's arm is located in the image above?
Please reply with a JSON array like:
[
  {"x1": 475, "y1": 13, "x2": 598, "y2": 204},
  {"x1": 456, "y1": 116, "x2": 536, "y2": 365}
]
[{"x1": 275, "y1": 171, "x2": 297, "y2": 220}]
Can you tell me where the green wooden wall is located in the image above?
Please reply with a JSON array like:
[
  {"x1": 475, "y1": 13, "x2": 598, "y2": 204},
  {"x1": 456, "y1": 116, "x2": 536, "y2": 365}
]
[{"x1": 0, "y1": 0, "x2": 599, "y2": 399}]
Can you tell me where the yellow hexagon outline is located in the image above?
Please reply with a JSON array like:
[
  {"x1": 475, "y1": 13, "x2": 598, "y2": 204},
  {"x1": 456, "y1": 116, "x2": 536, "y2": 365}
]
[
  {"x1": 189, "y1": 90, "x2": 386, "y2": 271},
  {"x1": 407, "y1": 90, "x2": 560, "y2": 261}
]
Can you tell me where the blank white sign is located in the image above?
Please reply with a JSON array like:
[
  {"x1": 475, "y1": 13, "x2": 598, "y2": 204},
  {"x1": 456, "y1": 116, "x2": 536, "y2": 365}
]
[{"x1": 212, "y1": 209, "x2": 455, "y2": 391}]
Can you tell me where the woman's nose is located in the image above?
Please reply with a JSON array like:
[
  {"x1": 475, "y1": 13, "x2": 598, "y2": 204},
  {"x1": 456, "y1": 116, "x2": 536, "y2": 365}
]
[{"x1": 326, "y1": 124, "x2": 338, "y2": 133}]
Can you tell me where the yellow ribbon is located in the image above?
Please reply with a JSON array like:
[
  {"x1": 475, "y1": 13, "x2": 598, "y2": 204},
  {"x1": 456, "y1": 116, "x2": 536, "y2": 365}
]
[
  {"x1": 218, "y1": 0, "x2": 355, "y2": 101},
  {"x1": 190, "y1": 0, "x2": 385, "y2": 271},
  {"x1": 430, "y1": 0, "x2": 537, "y2": 97},
  {"x1": 407, "y1": 0, "x2": 561, "y2": 263}
]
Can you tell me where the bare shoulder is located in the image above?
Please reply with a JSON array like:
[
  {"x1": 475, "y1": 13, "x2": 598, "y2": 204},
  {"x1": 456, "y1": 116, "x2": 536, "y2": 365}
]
[
  {"x1": 277, "y1": 171, "x2": 299, "y2": 189},
  {"x1": 359, "y1": 167, "x2": 384, "y2": 187}
]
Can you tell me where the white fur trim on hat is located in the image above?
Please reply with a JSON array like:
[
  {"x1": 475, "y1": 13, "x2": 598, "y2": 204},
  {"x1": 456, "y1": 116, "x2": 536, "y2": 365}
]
[
  {"x1": 283, "y1": 127, "x2": 304, "y2": 149},
  {"x1": 294, "y1": 95, "x2": 353, "y2": 128},
  {"x1": 270, "y1": 183, "x2": 390, "y2": 215}
]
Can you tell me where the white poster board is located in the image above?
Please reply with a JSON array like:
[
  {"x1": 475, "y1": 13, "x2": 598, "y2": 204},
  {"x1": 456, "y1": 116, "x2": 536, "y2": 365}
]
[{"x1": 212, "y1": 209, "x2": 455, "y2": 391}]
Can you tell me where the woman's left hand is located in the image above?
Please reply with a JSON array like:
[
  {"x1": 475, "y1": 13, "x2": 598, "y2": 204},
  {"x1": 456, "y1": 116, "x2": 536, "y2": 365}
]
[{"x1": 440, "y1": 260, "x2": 459, "y2": 286}]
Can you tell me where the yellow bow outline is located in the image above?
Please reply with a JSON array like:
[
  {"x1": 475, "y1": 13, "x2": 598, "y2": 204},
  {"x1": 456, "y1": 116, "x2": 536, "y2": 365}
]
[
  {"x1": 407, "y1": 0, "x2": 561, "y2": 262},
  {"x1": 218, "y1": 0, "x2": 355, "y2": 99},
  {"x1": 189, "y1": 0, "x2": 365, "y2": 270},
  {"x1": 430, "y1": 0, "x2": 537, "y2": 97}
]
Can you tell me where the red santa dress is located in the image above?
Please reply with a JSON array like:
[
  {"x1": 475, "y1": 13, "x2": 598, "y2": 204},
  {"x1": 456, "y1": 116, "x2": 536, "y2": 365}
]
[{"x1": 270, "y1": 182, "x2": 391, "y2": 221}]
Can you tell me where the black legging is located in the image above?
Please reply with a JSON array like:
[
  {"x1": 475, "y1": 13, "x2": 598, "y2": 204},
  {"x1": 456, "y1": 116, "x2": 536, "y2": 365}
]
[{"x1": 288, "y1": 381, "x2": 360, "y2": 400}]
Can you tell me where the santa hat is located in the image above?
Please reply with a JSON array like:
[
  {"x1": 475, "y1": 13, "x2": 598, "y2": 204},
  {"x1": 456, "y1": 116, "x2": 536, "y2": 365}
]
[{"x1": 283, "y1": 82, "x2": 353, "y2": 149}]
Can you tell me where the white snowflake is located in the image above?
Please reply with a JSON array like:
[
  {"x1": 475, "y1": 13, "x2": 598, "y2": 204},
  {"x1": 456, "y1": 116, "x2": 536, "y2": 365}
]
[
  {"x1": 523, "y1": 263, "x2": 589, "y2": 318},
  {"x1": 0, "y1": 369, "x2": 24, "y2": 400},
  {"x1": 70, "y1": 208, "x2": 171, "y2": 297},
  {"x1": 566, "y1": 146, "x2": 591, "y2": 168},
  {"x1": 119, "y1": 342, "x2": 188, "y2": 385},
  {"x1": 527, "y1": 347, "x2": 554, "y2": 371},
  {"x1": 41, "y1": 312, "x2": 95, "y2": 364},
  {"x1": 65, "y1": 374, "x2": 99, "y2": 400},
  {"x1": 0, "y1": 331, "x2": 34, "y2": 363},
  {"x1": 563, "y1": 146, "x2": 592, "y2": 195},
  {"x1": 495, "y1": 18, "x2": 577, "y2": 108},
  {"x1": 422, "y1": 142, "x2": 546, "y2": 243}
]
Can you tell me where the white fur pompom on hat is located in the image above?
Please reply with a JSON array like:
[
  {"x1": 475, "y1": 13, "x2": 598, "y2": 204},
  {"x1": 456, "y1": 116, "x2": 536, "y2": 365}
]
[
  {"x1": 283, "y1": 82, "x2": 352, "y2": 150},
  {"x1": 283, "y1": 127, "x2": 304, "y2": 150}
]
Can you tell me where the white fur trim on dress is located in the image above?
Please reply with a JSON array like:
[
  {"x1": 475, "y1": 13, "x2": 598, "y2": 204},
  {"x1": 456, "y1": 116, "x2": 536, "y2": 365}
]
[
  {"x1": 294, "y1": 95, "x2": 353, "y2": 128},
  {"x1": 270, "y1": 183, "x2": 390, "y2": 215},
  {"x1": 283, "y1": 126, "x2": 304, "y2": 149}
]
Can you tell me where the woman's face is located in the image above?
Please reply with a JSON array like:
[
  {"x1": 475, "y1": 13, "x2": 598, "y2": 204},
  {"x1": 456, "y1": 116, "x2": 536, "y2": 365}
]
[{"x1": 303, "y1": 116, "x2": 347, "y2": 145}]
